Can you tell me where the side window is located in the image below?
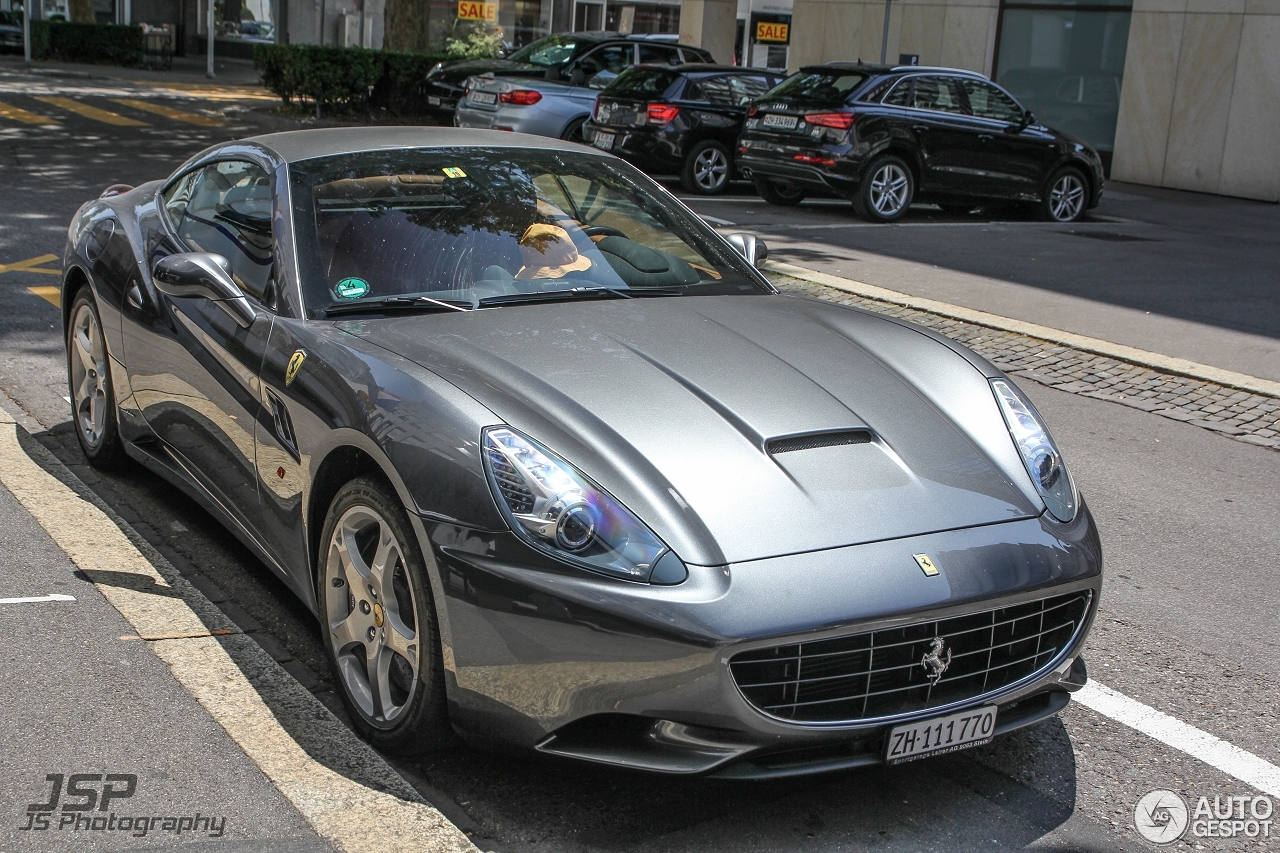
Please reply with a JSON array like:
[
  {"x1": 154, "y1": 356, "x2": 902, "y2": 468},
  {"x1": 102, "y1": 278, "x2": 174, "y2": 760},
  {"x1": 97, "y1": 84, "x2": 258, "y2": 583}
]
[
  {"x1": 638, "y1": 44, "x2": 679, "y2": 65},
  {"x1": 882, "y1": 78, "x2": 912, "y2": 106},
  {"x1": 910, "y1": 76, "x2": 965, "y2": 114},
  {"x1": 960, "y1": 78, "x2": 1024, "y2": 123},
  {"x1": 162, "y1": 170, "x2": 200, "y2": 226},
  {"x1": 580, "y1": 44, "x2": 634, "y2": 77},
  {"x1": 173, "y1": 160, "x2": 275, "y2": 301},
  {"x1": 727, "y1": 74, "x2": 774, "y2": 105}
]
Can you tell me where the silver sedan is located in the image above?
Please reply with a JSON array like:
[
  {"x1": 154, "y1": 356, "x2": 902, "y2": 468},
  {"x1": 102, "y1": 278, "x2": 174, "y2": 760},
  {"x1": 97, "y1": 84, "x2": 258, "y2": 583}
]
[{"x1": 456, "y1": 74, "x2": 604, "y2": 141}]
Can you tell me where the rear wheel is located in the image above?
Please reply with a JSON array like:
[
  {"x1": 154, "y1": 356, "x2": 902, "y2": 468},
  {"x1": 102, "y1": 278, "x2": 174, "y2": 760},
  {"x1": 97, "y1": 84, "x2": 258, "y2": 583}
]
[
  {"x1": 681, "y1": 140, "x2": 732, "y2": 195},
  {"x1": 561, "y1": 117, "x2": 587, "y2": 144},
  {"x1": 853, "y1": 155, "x2": 914, "y2": 222},
  {"x1": 66, "y1": 289, "x2": 128, "y2": 470},
  {"x1": 1041, "y1": 167, "x2": 1088, "y2": 222},
  {"x1": 318, "y1": 476, "x2": 453, "y2": 755},
  {"x1": 754, "y1": 176, "x2": 806, "y2": 206}
]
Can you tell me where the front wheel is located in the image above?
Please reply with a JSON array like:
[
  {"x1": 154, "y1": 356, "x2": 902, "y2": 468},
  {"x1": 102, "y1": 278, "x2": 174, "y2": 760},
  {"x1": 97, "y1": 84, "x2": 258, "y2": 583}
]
[
  {"x1": 1041, "y1": 167, "x2": 1088, "y2": 222},
  {"x1": 754, "y1": 176, "x2": 806, "y2": 206},
  {"x1": 66, "y1": 289, "x2": 129, "y2": 470},
  {"x1": 681, "y1": 140, "x2": 732, "y2": 195},
  {"x1": 853, "y1": 155, "x2": 914, "y2": 222},
  {"x1": 318, "y1": 476, "x2": 453, "y2": 755}
]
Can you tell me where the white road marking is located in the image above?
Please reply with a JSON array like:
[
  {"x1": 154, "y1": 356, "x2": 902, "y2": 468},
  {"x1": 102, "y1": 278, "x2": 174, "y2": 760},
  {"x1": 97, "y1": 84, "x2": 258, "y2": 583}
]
[
  {"x1": 699, "y1": 213, "x2": 737, "y2": 226},
  {"x1": 1077, "y1": 681, "x2": 1280, "y2": 797},
  {"x1": 0, "y1": 592, "x2": 75, "y2": 604},
  {"x1": 0, "y1": 409, "x2": 476, "y2": 853}
]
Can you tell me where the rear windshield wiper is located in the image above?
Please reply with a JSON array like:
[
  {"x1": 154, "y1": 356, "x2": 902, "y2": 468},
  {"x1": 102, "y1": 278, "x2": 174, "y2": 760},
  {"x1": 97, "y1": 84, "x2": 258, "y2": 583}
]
[
  {"x1": 324, "y1": 295, "x2": 472, "y2": 317},
  {"x1": 477, "y1": 286, "x2": 684, "y2": 307}
]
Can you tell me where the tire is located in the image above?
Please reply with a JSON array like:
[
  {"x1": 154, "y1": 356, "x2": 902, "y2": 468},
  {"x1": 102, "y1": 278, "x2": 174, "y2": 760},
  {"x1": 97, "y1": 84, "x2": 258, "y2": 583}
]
[
  {"x1": 853, "y1": 155, "x2": 914, "y2": 222},
  {"x1": 66, "y1": 289, "x2": 129, "y2": 471},
  {"x1": 753, "y1": 176, "x2": 806, "y2": 206},
  {"x1": 1041, "y1": 167, "x2": 1088, "y2": 222},
  {"x1": 318, "y1": 476, "x2": 453, "y2": 755},
  {"x1": 561, "y1": 117, "x2": 587, "y2": 144},
  {"x1": 681, "y1": 140, "x2": 732, "y2": 195}
]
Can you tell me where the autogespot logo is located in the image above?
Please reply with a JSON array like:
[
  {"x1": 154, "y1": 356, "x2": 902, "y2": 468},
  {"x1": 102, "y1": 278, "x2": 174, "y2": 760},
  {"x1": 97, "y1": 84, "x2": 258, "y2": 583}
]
[{"x1": 1135, "y1": 789, "x2": 1275, "y2": 844}]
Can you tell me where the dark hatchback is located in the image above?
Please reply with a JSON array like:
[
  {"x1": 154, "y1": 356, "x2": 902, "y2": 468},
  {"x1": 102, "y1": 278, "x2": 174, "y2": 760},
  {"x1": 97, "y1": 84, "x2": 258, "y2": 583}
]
[
  {"x1": 583, "y1": 64, "x2": 784, "y2": 195},
  {"x1": 737, "y1": 63, "x2": 1105, "y2": 222},
  {"x1": 423, "y1": 33, "x2": 714, "y2": 125}
]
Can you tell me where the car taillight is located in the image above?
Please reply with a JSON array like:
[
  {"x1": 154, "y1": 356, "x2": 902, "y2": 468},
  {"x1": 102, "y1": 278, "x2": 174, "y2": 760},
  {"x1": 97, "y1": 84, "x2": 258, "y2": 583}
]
[
  {"x1": 746, "y1": 105, "x2": 759, "y2": 117},
  {"x1": 500, "y1": 90, "x2": 543, "y2": 106},
  {"x1": 647, "y1": 103, "x2": 680, "y2": 125},
  {"x1": 794, "y1": 153, "x2": 837, "y2": 166},
  {"x1": 804, "y1": 112, "x2": 856, "y2": 130},
  {"x1": 594, "y1": 96, "x2": 603, "y2": 120}
]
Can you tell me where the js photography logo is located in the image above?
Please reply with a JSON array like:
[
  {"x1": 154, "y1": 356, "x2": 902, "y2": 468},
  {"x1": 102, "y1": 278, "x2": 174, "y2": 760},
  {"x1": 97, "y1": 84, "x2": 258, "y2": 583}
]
[
  {"x1": 18, "y1": 773, "x2": 228, "y2": 838},
  {"x1": 1135, "y1": 789, "x2": 1274, "y2": 844}
]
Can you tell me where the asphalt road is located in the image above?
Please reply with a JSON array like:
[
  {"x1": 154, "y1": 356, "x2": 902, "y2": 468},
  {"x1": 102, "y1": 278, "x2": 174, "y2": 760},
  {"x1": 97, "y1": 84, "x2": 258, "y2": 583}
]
[{"x1": 1, "y1": 64, "x2": 1277, "y2": 852}]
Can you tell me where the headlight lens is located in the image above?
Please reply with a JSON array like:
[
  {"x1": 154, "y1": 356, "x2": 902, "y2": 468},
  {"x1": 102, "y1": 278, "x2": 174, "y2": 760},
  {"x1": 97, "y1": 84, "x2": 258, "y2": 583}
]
[
  {"x1": 990, "y1": 379, "x2": 1077, "y2": 523},
  {"x1": 483, "y1": 427, "x2": 673, "y2": 582}
]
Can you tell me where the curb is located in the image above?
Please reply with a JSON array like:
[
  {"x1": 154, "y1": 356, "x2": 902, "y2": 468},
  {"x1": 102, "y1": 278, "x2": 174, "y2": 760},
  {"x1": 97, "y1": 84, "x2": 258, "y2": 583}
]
[{"x1": 763, "y1": 259, "x2": 1280, "y2": 401}]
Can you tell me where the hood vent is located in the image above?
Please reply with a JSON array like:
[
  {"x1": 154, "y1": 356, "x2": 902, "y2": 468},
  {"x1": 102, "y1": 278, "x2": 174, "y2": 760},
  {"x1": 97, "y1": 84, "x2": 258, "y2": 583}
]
[{"x1": 767, "y1": 430, "x2": 872, "y2": 455}]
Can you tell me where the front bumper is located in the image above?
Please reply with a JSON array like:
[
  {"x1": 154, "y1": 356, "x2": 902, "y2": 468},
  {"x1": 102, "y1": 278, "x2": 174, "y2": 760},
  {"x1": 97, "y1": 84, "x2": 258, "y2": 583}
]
[{"x1": 426, "y1": 503, "x2": 1102, "y2": 777}]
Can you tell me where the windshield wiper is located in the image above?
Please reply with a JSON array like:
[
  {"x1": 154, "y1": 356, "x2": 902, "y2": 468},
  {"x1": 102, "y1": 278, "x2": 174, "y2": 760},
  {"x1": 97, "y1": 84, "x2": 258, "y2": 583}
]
[
  {"x1": 325, "y1": 295, "x2": 472, "y2": 317},
  {"x1": 477, "y1": 286, "x2": 683, "y2": 307}
]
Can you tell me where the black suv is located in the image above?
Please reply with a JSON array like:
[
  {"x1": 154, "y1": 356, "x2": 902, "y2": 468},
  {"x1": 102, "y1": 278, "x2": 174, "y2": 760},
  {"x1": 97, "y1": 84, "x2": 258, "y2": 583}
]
[
  {"x1": 423, "y1": 33, "x2": 714, "y2": 124},
  {"x1": 736, "y1": 64, "x2": 1105, "y2": 222},
  {"x1": 584, "y1": 64, "x2": 784, "y2": 195}
]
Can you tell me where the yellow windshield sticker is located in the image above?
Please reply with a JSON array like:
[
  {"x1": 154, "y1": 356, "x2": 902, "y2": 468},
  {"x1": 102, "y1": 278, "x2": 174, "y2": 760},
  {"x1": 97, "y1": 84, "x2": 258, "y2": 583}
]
[{"x1": 442, "y1": 167, "x2": 467, "y2": 178}]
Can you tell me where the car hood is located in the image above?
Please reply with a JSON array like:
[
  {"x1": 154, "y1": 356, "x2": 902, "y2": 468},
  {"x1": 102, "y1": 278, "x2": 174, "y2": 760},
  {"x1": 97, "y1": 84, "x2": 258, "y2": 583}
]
[
  {"x1": 341, "y1": 294, "x2": 1043, "y2": 565},
  {"x1": 432, "y1": 59, "x2": 548, "y2": 85}
]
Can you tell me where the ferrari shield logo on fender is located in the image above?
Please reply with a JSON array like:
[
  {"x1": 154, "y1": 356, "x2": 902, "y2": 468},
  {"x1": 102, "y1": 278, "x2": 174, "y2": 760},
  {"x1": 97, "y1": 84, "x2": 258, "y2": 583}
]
[
  {"x1": 285, "y1": 350, "x2": 307, "y2": 386},
  {"x1": 914, "y1": 553, "x2": 940, "y2": 576}
]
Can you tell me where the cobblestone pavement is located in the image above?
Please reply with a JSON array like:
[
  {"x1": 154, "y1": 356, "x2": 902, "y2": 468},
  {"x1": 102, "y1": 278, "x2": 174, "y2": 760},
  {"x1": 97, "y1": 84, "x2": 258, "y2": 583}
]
[{"x1": 774, "y1": 275, "x2": 1280, "y2": 452}]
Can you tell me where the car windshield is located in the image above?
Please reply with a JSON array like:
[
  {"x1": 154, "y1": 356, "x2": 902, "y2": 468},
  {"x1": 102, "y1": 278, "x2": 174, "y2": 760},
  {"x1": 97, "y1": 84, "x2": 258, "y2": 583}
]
[
  {"x1": 766, "y1": 70, "x2": 870, "y2": 104},
  {"x1": 289, "y1": 147, "x2": 770, "y2": 315},
  {"x1": 507, "y1": 36, "x2": 579, "y2": 68}
]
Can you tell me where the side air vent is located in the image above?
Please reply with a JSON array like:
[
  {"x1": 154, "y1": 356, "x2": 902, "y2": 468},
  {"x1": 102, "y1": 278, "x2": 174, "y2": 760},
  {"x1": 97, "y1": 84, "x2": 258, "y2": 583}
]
[{"x1": 767, "y1": 430, "x2": 873, "y2": 455}]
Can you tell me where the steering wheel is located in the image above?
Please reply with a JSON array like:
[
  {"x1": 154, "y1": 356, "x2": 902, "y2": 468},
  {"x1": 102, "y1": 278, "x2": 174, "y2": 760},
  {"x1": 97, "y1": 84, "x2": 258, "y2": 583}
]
[{"x1": 583, "y1": 225, "x2": 628, "y2": 240}]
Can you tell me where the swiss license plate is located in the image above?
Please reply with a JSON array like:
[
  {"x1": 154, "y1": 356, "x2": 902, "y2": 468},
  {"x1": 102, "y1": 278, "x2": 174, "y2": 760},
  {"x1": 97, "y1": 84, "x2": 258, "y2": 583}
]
[
  {"x1": 470, "y1": 91, "x2": 497, "y2": 106},
  {"x1": 884, "y1": 706, "x2": 996, "y2": 765},
  {"x1": 762, "y1": 113, "x2": 798, "y2": 130},
  {"x1": 427, "y1": 95, "x2": 441, "y2": 105},
  {"x1": 593, "y1": 132, "x2": 615, "y2": 151}
]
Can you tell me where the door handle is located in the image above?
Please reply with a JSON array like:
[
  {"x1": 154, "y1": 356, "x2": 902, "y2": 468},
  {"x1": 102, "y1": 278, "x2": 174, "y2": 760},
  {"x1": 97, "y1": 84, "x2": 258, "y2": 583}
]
[
  {"x1": 912, "y1": 124, "x2": 929, "y2": 134},
  {"x1": 978, "y1": 133, "x2": 993, "y2": 142}
]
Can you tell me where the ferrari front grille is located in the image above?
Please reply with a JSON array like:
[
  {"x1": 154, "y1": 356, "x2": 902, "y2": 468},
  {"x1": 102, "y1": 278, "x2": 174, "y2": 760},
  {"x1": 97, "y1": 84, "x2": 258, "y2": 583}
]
[{"x1": 729, "y1": 591, "x2": 1090, "y2": 723}]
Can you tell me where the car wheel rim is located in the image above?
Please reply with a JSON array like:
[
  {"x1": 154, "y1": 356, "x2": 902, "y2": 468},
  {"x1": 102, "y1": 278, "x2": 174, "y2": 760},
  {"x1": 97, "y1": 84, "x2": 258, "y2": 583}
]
[
  {"x1": 870, "y1": 163, "x2": 909, "y2": 216},
  {"x1": 70, "y1": 303, "x2": 108, "y2": 449},
  {"x1": 694, "y1": 149, "x2": 728, "y2": 191},
  {"x1": 1049, "y1": 174, "x2": 1085, "y2": 221},
  {"x1": 325, "y1": 505, "x2": 420, "y2": 729}
]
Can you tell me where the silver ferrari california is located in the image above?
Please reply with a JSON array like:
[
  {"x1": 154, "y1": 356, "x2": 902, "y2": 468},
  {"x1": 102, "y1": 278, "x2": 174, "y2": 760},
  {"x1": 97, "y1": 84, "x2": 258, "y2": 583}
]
[{"x1": 62, "y1": 127, "x2": 1099, "y2": 778}]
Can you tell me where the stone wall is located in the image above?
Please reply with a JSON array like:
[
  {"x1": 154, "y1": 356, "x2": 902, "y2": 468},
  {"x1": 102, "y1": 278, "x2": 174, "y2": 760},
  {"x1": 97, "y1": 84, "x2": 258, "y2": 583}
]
[
  {"x1": 789, "y1": 0, "x2": 999, "y2": 74},
  {"x1": 1111, "y1": 0, "x2": 1280, "y2": 202}
]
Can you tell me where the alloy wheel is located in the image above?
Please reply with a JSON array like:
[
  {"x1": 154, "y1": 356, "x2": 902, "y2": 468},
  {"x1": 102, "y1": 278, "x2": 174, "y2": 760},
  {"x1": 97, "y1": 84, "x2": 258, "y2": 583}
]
[
  {"x1": 70, "y1": 302, "x2": 108, "y2": 449},
  {"x1": 1049, "y1": 173, "x2": 1086, "y2": 221},
  {"x1": 693, "y1": 147, "x2": 729, "y2": 192},
  {"x1": 869, "y1": 163, "x2": 910, "y2": 217},
  {"x1": 324, "y1": 505, "x2": 420, "y2": 729}
]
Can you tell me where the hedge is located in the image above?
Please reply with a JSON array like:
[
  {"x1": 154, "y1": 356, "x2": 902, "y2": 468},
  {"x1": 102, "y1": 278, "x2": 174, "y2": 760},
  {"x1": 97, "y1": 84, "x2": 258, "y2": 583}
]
[
  {"x1": 31, "y1": 20, "x2": 145, "y2": 66},
  {"x1": 255, "y1": 44, "x2": 450, "y2": 116}
]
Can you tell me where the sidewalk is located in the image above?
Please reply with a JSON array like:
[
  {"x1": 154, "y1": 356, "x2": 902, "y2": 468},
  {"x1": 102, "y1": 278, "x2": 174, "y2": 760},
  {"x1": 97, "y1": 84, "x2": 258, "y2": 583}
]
[
  {"x1": 0, "y1": 476, "x2": 332, "y2": 851},
  {"x1": 0, "y1": 53, "x2": 264, "y2": 87}
]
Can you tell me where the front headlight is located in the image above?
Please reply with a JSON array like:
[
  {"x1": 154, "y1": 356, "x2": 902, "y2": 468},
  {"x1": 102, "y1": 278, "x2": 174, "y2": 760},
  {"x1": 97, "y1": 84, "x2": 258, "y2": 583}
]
[
  {"x1": 483, "y1": 427, "x2": 684, "y2": 584},
  {"x1": 990, "y1": 379, "x2": 1077, "y2": 523}
]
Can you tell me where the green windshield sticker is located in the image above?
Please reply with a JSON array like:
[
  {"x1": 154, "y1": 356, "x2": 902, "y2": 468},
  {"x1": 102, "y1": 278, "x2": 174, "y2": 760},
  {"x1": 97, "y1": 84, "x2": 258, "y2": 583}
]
[
  {"x1": 334, "y1": 277, "x2": 369, "y2": 299},
  {"x1": 442, "y1": 167, "x2": 467, "y2": 178}
]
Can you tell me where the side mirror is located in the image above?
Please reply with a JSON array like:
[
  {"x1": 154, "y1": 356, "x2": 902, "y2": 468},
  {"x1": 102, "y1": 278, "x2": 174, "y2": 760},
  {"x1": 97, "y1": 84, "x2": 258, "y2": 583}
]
[
  {"x1": 726, "y1": 232, "x2": 768, "y2": 268},
  {"x1": 152, "y1": 252, "x2": 255, "y2": 328}
]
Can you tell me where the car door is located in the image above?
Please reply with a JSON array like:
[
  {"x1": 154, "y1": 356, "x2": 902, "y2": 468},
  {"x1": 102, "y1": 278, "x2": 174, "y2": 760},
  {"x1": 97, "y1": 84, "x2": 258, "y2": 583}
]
[
  {"x1": 122, "y1": 159, "x2": 276, "y2": 538},
  {"x1": 899, "y1": 75, "x2": 987, "y2": 194},
  {"x1": 957, "y1": 77, "x2": 1057, "y2": 199}
]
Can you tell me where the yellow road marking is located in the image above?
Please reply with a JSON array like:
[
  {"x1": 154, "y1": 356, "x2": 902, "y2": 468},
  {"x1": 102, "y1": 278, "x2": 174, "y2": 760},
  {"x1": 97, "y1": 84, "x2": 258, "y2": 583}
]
[
  {"x1": 35, "y1": 96, "x2": 149, "y2": 126},
  {"x1": 125, "y1": 80, "x2": 277, "y2": 101},
  {"x1": 0, "y1": 253, "x2": 59, "y2": 274},
  {"x1": 109, "y1": 98, "x2": 227, "y2": 126},
  {"x1": 28, "y1": 286, "x2": 62, "y2": 306},
  {"x1": 0, "y1": 100, "x2": 61, "y2": 126}
]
